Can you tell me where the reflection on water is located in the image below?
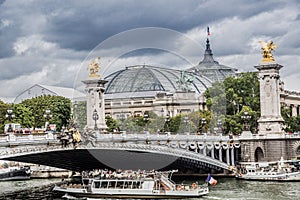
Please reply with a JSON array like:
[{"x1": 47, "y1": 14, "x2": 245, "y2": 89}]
[
  {"x1": 0, "y1": 178, "x2": 299, "y2": 200},
  {"x1": 205, "y1": 178, "x2": 300, "y2": 200}
]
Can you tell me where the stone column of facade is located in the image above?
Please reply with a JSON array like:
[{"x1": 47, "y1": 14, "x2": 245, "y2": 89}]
[
  {"x1": 255, "y1": 63, "x2": 284, "y2": 134},
  {"x1": 82, "y1": 79, "x2": 108, "y2": 132},
  {"x1": 291, "y1": 104, "x2": 297, "y2": 116}
]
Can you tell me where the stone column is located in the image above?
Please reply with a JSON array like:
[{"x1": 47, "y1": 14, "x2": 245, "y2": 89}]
[
  {"x1": 82, "y1": 79, "x2": 108, "y2": 132},
  {"x1": 226, "y1": 148, "x2": 230, "y2": 165},
  {"x1": 219, "y1": 148, "x2": 222, "y2": 162},
  {"x1": 255, "y1": 63, "x2": 284, "y2": 134},
  {"x1": 231, "y1": 148, "x2": 235, "y2": 166},
  {"x1": 291, "y1": 105, "x2": 297, "y2": 117}
]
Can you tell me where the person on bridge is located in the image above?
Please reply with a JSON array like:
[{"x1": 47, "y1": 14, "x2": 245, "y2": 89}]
[
  {"x1": 69, "y1": 127, "x2": 81, "y2": 149},
  {"x1": 59, "y1": 128, "x2": 69, "y2": 148}
]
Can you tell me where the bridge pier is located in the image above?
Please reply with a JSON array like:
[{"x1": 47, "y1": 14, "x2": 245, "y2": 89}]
[{"x1": 240, "y1": 134, "x2": 300, "y2": 162}]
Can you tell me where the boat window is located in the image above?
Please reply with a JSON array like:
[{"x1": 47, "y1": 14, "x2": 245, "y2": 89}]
[
  {"x1": 94, "y1": 181, "x2": 100, "y2": 189},
  {"x1": 82, "y1": 179, "x2": 89, "y2": 185},
  {"x1": 132, "y1": 181, "x2": 137, "y2": 189},
  {"x1": 101, "y1": 181, "x2": 108, "y2": 188}
]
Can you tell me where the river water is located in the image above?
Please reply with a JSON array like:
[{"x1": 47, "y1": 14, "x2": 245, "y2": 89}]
[{"x1": 0, "y1": 178, "x2": 298, "y2": 200}]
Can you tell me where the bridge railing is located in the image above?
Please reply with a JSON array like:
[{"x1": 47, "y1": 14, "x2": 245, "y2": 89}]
[
  {"x1": 96, "y1": 133, "x2": 231, "y2": 143},
  {"x1": 0, "y1": 132, "x2": 58, "y2": 147}
]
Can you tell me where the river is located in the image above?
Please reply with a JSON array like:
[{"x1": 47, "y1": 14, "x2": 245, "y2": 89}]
[{"x1": 0, "y1": 178, "x2": 298, "y2": 200}]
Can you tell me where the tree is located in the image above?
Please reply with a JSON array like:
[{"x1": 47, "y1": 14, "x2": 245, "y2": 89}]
[
  {"x1": 21, "y1": 95, "x2": 71, "y2": 131},
  {"x1": 73, "y1": 101, "x2": 87, "y2": 131},
  {"x1": 205, "y1": 72, "x2": 260, "y2": 135},
  {"x1": 0, "y1": 101, "x2": 10, "y2": 134},
  {"x1": 105, "y1": 115, "x2": 118, "y2": 132}
]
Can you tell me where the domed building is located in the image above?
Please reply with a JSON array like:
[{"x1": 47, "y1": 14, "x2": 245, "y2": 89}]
[
  {"x1": 104, "y1": 65, "x2": 212, "y2": 119},
  {"x1": 187, "y1": 38, "x2": 237, "y2": 82}
]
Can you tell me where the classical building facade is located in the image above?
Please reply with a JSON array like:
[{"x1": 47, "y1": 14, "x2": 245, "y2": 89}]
[{"x1": 103, "y1": 65, "x2": 210, "y2": 119}]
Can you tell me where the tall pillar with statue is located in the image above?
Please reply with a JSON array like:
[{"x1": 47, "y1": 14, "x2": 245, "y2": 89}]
[
  {"x1": 255, "y1": 41, "x2": 284, "y2": 135},
  {"x1": 82, "y1": 57, "x2": 108, "y2": 132}
]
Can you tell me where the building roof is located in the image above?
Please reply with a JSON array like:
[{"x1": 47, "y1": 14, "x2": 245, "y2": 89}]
[
  {"x1": 187, "y1": 38, "x2": 237, "y2": 82},
  {"x1": 104, "y1": 65, "x2": 212, "y2": 97},
  {"x1": 38, "y1": 84, "x2": 85, "y2": 100},
  {"x1": 14, "y1": 84, "x2": 85, "y2": 103}
]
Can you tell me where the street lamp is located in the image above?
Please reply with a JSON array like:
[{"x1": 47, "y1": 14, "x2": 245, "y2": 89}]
[
  {"x1": 92, "y1": 109, "x2": 99, "y2": 130},
  {"x1": 73, "y1": 101, "x2": 78, "y2": 128},
  {"x1": 217, "y1": 119, "x2": 223, "y2": 135},
  {"x1": 43, "y1": 109, "x2": 53, "y2": 131},
  {"x1": 201, "y1": 118, "x2": 207, "y2": 134},
  {"x1": 183, "y1": 116, "x2": 190, "y2": 134},
  {"x1": 5, "y1": 108, "x2": 15, "y2": 121},
  {"x1": 165, "y1": 114, "x2": 170, "y2": 132},
  {"x1": 241, "y1": 111, "x2": 251, "y2": 131},
  {"x1": 120, "y1": 112, "x2": 125, "y2": 131},
  {"x1": 5, "y1": 108, "x2": 15, "y2": 133},
  {"x1": 143, "y1": 113, "x2": 149, "y2": 132}
]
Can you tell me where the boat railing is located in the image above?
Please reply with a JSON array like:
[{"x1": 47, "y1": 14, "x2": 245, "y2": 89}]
[
  {"x1": 160, "y1": 174, "x2": 176, "y2": 190},
  {"x1": 174, "y1": 182, "x2": 206, "y2": 191}
]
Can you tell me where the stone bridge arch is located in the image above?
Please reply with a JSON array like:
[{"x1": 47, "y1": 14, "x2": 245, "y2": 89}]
[{"x1": 0, "y1": 143, "x2": 233, "y2": 173}]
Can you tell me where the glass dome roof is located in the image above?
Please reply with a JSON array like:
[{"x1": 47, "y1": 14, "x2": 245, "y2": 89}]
[{"x1": 104, "y1": 65, "x2": 212, "y2": 95}]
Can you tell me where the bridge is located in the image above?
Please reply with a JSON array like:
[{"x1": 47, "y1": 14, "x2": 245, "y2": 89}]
[{"x1": 0, "y1": 132, "x2": 240, "y2": 173}]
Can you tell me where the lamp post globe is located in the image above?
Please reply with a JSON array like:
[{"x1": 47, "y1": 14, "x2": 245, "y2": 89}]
[{"x1": 43, "y1": 109, "x2": 53, "y2": 131}]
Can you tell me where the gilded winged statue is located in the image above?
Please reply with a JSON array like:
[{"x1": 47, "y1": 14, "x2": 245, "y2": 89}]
[
  {"x1": 88, "y1": 57, "x2": 101, "y2": 78},
  {"x1": 259, "y1": 41, "x2": 277, "y2": 62}
]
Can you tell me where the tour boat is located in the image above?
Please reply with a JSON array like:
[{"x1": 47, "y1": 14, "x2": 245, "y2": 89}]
[
  {"x1": 236, "y1": 158, "x2": 300, "y2": 181},
  {"x1": 0, "y1": 166, "x2": 31, "y2": 181},
  {"x1": 53, "y1": 170, "x2": 209, "y2": 199}
]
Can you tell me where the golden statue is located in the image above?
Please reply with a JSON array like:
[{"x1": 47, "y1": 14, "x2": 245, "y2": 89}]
[
  {"x1": 259, "y1": 40, "x2": 277, "y2": 63},
  {"x1": 88, "y1": 57, "x2": 101, "y2": 78}
]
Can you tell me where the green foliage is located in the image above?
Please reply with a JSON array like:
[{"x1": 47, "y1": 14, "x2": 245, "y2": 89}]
[
  {"x1": 105, "y1": 115, "x2": 118, "y2": 132},
  {"x1": 21, "y1": 95, "x2": 71, "y2": 131},
  {"x1": 205, "y1": 72, "x2": 260, "y2": 135},
  {"x1": 73, "y1": 101, "x2": 87, "y2": 131},
  {"x1": 0, "y1": 101, "x2": 9, "y2": 134},
  {"x1": 11, "y1": 104, "x2": 34, "y2": 128}
]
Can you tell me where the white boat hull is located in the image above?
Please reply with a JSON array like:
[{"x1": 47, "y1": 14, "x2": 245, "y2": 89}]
[
  {"x1": 53, "y1": 185, "x2": 209, "y2": 199},
  {"x1": 236, "y1": 171, "x2": 300, "y2": 181}
]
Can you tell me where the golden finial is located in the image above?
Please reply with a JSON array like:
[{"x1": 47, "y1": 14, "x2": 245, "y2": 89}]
[
  {"x1": 259, "y1": 40, "x2": 277, "y2": 63},
  {"x1": 88, "y1": 57, "x2": 101, "y2": 78}
]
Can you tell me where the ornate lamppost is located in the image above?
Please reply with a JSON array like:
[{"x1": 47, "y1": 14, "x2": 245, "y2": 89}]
[
  {"x1": 183, "y1": 116, "x2": 190, "y2": 134},
  {"x1": 143, "y1": 113, "x2": 149, "y2": 132},
  {"x1": 92, "y1": 109, "x2": 99, "y2": 130},
  {"x1": 43, "y1": 109, "x2": 53, "y2": 131},
  {"x1": 217, "y1": 119, "x2": 223, "y2": 135},
  {"x1": 241, "y1": 111, "x2": 251, "y2": 131},
  {"x1": 120, "y1": 112, "x2": 125, "y2": 131},
  {"x1": 5, "y1": 108, "x2": 15, "y2": 133},
  {"x1": 201, "y1": 118, "x2": 207, "y2": 134},
  {"x1": 165, "y1": 114, "x2": 170, "y2": 133},
  {"x1": 73, "y1": 101, "x2": 78, "y2": 128}
]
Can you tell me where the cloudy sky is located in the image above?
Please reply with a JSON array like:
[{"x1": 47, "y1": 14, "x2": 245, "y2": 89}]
[{"x1": 0, "y1": 0, "x2": 299, "y2": 100}]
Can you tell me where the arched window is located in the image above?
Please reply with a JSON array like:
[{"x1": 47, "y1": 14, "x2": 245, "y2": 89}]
[{"x1": 254, "y1": 147, "x2": 264, "y2": 162}]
